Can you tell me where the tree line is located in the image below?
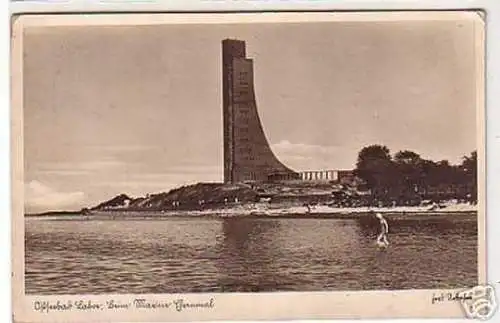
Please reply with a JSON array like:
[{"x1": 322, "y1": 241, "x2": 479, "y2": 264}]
[{"x1": 353, "y1": 145, "x2": 477, "y2": 205}]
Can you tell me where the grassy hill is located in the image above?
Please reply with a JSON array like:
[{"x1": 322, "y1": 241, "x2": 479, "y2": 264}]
[{"x1": 92, "y1": 181, "x2": 347, "y2": 211}]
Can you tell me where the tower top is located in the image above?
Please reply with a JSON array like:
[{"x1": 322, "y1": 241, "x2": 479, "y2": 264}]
[
  {"x1": 222, "y1": 38, "x2": 245, "y2": 44},
  {"x1": 222, "y1": 39, "x2": 246, "y2": 59}
]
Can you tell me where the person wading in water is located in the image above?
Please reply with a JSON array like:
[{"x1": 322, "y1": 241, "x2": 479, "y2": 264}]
[{"x1": 375, "y1": 213, "x2": 389, "y2": 248}]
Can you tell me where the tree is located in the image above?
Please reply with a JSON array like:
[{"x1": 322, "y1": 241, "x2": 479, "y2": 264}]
[
  {"x1": 420, "y1": 159, "x2": 437, "y2": 194},
  {"x1": 461, "y1": 151, "x2": 477, "y2": 176},
  {"x1": 393, "y1": 150, "x2": 424, "y2": 197},
  {"x1": 354, "y1": 145, "x2": 394, "y2": 199},
  {"x1": 394, "y1": 150, "x2": 422, "y2": 165},
  {"x1": 436, "y1": 160, "x2": 452, "y2": 185},
  {"x1": 354, "y1": 145, "x2": 477, "y2": 204},
  {"x1": 460, "y1": 151, "x2": 477, "y2": 202}
]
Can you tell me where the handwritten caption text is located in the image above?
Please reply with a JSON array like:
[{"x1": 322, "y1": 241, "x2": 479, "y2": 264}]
[{"x1": 33, "y1": 298, "x2": 215, "y2": 314}]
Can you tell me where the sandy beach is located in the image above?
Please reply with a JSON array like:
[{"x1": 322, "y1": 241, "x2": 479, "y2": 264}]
[
  {"x1": 25, "y1": 201, "x2": 477, "y2": 220},
  {"x1": 165, "y1": 202, "x2": 477, "y2": 218}
]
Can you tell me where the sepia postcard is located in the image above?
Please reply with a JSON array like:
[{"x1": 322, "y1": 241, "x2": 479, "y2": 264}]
[{"x1": 11, "y1": 11, "x2": 489, "y2": 322}]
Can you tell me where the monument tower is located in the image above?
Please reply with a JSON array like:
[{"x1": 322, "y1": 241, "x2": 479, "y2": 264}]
[{"x1": 222, "y1": 39, "x2": 299, "y2": 183}]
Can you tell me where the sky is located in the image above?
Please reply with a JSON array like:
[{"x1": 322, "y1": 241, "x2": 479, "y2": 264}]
[{"x1": 23, "y1": 16, "x2": 479, "y2": 213}]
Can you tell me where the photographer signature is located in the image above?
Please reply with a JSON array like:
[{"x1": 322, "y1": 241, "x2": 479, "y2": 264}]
[{"x1": 431, "y1": 291, "x2": 473, "y2": 304}]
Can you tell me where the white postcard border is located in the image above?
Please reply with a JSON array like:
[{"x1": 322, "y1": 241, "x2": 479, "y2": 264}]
[{"x1": 11, "y1": 11, "x2": 488, "y2": 323}]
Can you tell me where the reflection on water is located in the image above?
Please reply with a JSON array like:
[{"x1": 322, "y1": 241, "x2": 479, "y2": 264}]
[{"x1": 25, "y1": 214, "x2": 477, "y2": 294}]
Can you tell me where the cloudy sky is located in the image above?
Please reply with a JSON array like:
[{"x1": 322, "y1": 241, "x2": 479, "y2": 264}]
[{"x1": 23, "y1": 15, "x2": 479, "y2": 213}]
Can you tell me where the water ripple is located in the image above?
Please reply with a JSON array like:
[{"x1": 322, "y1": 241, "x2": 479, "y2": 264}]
[{"x1": 25, "y1": 215, "x2": 478, "y2": 294}]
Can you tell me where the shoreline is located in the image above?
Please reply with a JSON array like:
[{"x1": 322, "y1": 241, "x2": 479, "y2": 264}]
[{"x1": 25, "y1": 203, "x2": 478, "y2": 220}]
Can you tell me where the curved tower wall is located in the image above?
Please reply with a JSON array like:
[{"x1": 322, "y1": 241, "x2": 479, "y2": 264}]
[{"x1": 222, "y1": 39, "x2": 299, "y2": 183}]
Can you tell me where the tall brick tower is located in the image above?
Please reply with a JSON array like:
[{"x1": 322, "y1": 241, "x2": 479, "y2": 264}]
[{"x1": 222, "y1": 39, "x2": 299, "y2": 183}]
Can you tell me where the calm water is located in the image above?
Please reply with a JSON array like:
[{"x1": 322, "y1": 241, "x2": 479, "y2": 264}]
[{"x1": 25, "y1": 214, "x2": 478, "y2": 294}]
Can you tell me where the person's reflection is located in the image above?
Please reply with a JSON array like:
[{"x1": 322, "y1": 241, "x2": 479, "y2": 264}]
[{"x1": 216, "y1": 218, "x2": 281, "y2": 292}]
